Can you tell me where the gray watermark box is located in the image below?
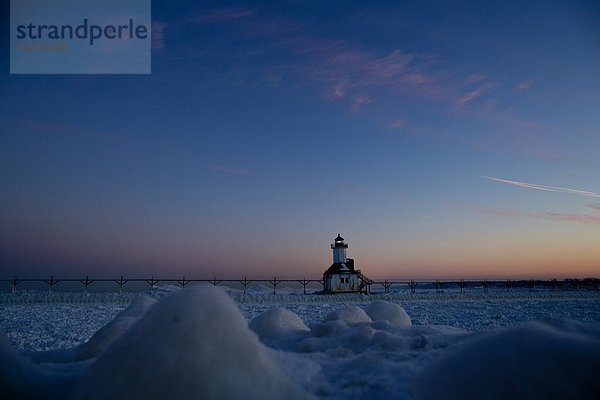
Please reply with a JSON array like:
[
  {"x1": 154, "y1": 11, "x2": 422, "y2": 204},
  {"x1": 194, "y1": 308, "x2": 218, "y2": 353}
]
[{"x1": 10, "y1": 0, "x2": 151, "y2": 74}]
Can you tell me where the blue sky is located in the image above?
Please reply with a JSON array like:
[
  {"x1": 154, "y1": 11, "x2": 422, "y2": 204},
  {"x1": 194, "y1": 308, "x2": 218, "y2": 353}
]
[{"x1": 1, "y1": 0, "x2": 599, "y2": 279}]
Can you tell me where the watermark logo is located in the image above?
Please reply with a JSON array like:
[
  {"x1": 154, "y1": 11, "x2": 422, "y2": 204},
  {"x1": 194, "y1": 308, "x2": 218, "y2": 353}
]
[{"x1": 10, "y1": 0, "x2": 151, "y2": 74}]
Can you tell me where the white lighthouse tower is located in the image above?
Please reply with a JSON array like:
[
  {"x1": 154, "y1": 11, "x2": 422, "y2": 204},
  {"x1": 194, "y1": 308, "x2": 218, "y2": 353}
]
[{"x1": 331, "y1": 234, "x2": 348, "y2": 266}]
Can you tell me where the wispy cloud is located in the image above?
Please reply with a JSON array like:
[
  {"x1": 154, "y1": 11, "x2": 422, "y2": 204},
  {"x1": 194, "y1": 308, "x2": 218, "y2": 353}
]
[
  {"x1": 455, "y1": 204, "x2": 600, "y2": 225},
  {"x1": 544, "y1": 213, "x2": 600, "y2": 224},
  {"x1": 456, "y1": 83, "x2": 493, "y2": 107},
  {"x1": 385, "y1": 117, "x2": 455, "y2": 142},
  {"x1": 514, "y1": 79, "x2": 534, "y2": 91},
  {"x1": 262, "y1": 35, "x2": 449, "y2": 112},
  {"x1": 207, "y1": 165, "x2": 251, "y2": 174},
  {"x1": 483, "y1": 176, "x2": 600, "y2": 198},
  {"x1": 309, "y1": 47, "x2": 433, "y2": 99},
  {"x1": 328, "y1": 80, "x2": 348, "y2": 100},
  {"x1": 351, "y1": 94, "x2": 371, "y2": 112},
  {"x1": 387, "y1": 119, "x2": 407, "y2": 129},
  {"x1": 466, "y1": 74, "x2": 486, "y2": 83},
  {"x1": 169, "y1": 6, "x2": 546, "y2": 137},
  {"x1": 195, "y1": 8, "x2": 256, "y2": 23}
]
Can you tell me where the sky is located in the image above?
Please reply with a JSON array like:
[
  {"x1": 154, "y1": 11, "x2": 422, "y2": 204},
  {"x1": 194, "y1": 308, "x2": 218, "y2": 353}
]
[{"x1": 1, "y1": 0, "x2": 599, "y2": 280}]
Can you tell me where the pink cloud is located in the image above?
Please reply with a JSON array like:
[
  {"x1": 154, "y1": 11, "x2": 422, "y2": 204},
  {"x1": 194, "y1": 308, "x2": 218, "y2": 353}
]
[
  {"x1": 387, "y1": 119, "x2": 407, "y2": 129},
  {"x1": 351, "y1": 94, "x2": 371, "y2": 112},
  {"x1": 328, "y1": 80, "x2": 348, "y2": 100},
  {"x1": 545, "y1": 213, "x2": 600, "y2": 224},
  {"x1": 514, "y1": 79, "x2": 534, "y2": 91},
  {"x1": 456, "y1": 83, "x2": 493, "y2": 107},
  {"x1": 405, "y1": 73, "x2": 432, "y2": 84},
  {"x1": 466, "y1": 74, "x2": 486, "y2": 83},
  {"x1": 265, "y1": 34, "x2": 446, "y2": 108},
  {"x1": 179, "y1": 8, "x2": 545, "y2": 136},
  {"x1": 233, "y1": 13, "x2": 585, "y2": 167},
  {"x1": 455, "y1": 204, "x2": 600, "y2": 225},
  {"x1": 385, "y1": 118, "x2": 456, "y2": 142}
]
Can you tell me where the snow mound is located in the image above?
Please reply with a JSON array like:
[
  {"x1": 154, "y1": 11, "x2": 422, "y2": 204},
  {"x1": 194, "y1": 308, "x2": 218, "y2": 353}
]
[
  {"x1": 323, "y1": 305, "x2": 372, "y2": 324},
  {"x1": 25, "y1": 296, "x2": 154, "y2": 364},
  {"x1": 0, "y1": 331, "x2": 36, "y2": 398},
  {"x1": 147, "y1": 284, "x2": 182, "y2": 299},
  {"x1": 73, "y1": 285, "x2": 313, "y2": 400},
  {"x1": 299, "y1": 305, "x2": 444, "y2": 357},
  {"x1": 412, "y1": 318, "x2": 600, "y2": 400},
  {"x1": 114, "y1": 294, "x2": 156, "y2": 318},
  {"x1": 74, "y1": 294, "x2": 157, "y2": 361},
  {"x1": 249, "y1": 307, "x2": 310, "y2": 342},
  {"x1": 365, "y1": 301, "x2": 412, "y2": 326},
  {"x1": 0, "y1": 330, "x2": 83, "y2": 399}
]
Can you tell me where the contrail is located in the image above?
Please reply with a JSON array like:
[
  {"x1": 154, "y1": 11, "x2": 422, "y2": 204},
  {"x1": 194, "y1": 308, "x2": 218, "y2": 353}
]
[{"x1": 482, "y1": 176, "x2": 600, "y2": 198}]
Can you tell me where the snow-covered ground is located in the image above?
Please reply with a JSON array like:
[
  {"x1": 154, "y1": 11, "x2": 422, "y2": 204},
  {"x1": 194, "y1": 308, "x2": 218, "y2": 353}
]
[{"x1": 1, "y1": 285, "x2": 599, "y2": 399}]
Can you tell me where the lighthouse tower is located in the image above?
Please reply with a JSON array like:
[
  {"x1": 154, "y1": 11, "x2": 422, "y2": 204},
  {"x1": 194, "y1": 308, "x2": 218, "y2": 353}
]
[{"x1": 331, "y1": 234, "x2": 348, "y2": 266}]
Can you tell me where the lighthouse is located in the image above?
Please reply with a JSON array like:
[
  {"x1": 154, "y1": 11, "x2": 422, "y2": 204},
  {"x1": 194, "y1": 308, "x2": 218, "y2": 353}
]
[
  {"x1": 331, "y1": 234, "x2": 348, "y2": 265},
  {"x1": 323, "y1": 234, "x2": 371, "y2": 293}
]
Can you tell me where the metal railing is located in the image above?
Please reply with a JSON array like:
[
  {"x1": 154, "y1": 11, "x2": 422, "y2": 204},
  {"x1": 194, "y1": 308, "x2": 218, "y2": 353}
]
[
  {"x1": 0, "y1": 276, "x2": 324, "y2": 294},
  {"x1": 1, "y1": 276, "x2": 598, "y2": 294}
]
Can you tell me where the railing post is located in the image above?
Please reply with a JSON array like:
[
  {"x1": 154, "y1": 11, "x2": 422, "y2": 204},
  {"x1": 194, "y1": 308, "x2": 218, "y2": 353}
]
[
  {"x1": 145, "y1": 276, "x2": 158, "y2": 291},
  {"x1": 45, "y1": 276, "x2": 58, "y2": 293},
  {"x1": 241, "y1": 276, "x2": 249, "y2": 294},
  {"x1": 409, "y1": 280, "x2": 417, "y2": 294},
  {"x1": 178, "y1": 276, "x2": 189, "y2": 288},
  {"x1": 301, "y1": 278, "x2": 308, "y2": 295},
  {"x1": 80, "y1": 275, "x2": 93, "y2": 293},
  {"x1": 115, "y1": 275, "x2": 127, "y2": 293},
  {"x1": 11, "y1": 276, "x2": 19, "y2": 293}
]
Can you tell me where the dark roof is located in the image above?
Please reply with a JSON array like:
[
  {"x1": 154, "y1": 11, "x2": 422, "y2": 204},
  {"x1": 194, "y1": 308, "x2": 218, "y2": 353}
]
[
  {"x1": 334, "y1": 234, "x2": 344, "y2": 242},
  {"x1": 324, "y1": 262, "x2": 358, "y2": 275}
]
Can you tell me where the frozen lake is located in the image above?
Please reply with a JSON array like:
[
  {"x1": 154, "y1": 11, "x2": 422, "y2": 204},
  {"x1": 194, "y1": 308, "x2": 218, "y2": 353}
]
[
  {"x1": 1, "y1": 286, "x2": 599, "y2": 399},
  {"x1": 1, "y1": 286, "x2": 599, "y2": 352}
]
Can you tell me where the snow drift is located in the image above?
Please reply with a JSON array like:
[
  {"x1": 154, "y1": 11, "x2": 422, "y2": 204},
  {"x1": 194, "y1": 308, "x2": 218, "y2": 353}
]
[
  {"x1": 74, "y1": 294, "x2": 157, "y2": 361},
  {"x1": 366, "y1": 300, "x2": 412, "y2": 326},
  {"x1": 1, "y1": 286, "x2": 315, "y2": 400},
  {"x1": 74, "y1": 285, "x2": 313, "y2": 400},
  {"x1": 0, "y1": 331, "x2": 84, "y2": 400},
  {"x1": 249, "y1": 306, "x2": 310, "y2": 342},
  {"x1": 413, "y1": 318, "x2": 600, "y2": 400}
]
